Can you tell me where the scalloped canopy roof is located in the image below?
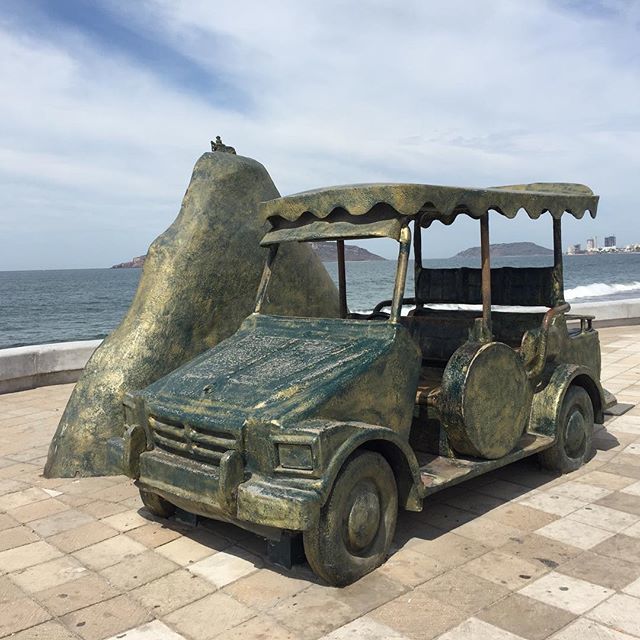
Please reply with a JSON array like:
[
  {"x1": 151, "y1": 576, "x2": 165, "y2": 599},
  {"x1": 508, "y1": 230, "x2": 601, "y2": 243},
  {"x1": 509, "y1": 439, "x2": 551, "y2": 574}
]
[{"x1": 259, "y1": 182, "x2": 598, "y2": 244}]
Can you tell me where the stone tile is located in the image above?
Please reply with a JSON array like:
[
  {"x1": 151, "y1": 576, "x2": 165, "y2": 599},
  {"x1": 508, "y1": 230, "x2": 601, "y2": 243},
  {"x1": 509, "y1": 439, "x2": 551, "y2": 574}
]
[
  {"x1": 415, "y1": 568, "x2": 509, "y2": 615},
  {"x1": 377, "y1": 547, "x2": 447, "y2": 588},
  {"x1": 453, "y1": 517, "x2": 524, "y2": 548},
  {"x1": 100, "y1": 509, "x2": 153, "y2": 532},
  {"x1": 8, "y1": 497, "x2": 69, "y2": 523},
  {"x1": 439, "y1": 489, "x2": 505, "y2": 515},
  {"x1": 10, "y1": 555, "x2": 87, "y2": 592},
  {"x1": 370, "y1": 590, "x2": 465, "y2": 640},
  {"x1": 622, "y1": 479, "x2": 640, "y2": 496},
  {"x1": 551, "y1": 617, "x2": 637, "y2": 640},
  {"x1": 313, "y1": 571, "x2": 407, "y2": 618},
  {"x1": 536, "y1": 517, "x2": 614, "y2": 550},
  {"x1": 406, "y1": 532, "x2": 491, "y2": 570},
  {"x1": 0, "y1": 597, "x2": 51, "y2": 637},
  {"x1": 557, "y1": 551, "x2": 640, "y2": 591},
  {"x1": 10, "y1": 620, "x2": 79, "y2": 639},
  {"x1": 623, "y1": 575, "x2": 640, "y2": 598},
  {"x1": 100, "y1": 550, "x2": 178, "y2": 590},
  {"x1": 0, "y1": 487, "x2": 49, "y2": 510},
  {"x1": 593, "y1": 533, "x2": 640, "y2": 564},
  {"x1": 0, "y1": 511, "x2": 18, "y2": 531},
  {"x1": 477, "y1": 480, "x2": 533, "y2": 501},
  {"x1": 155, "y1": 533, "x2": 226, "y2": 566},
  {"x1": 464, "y1": 550, "x2": 547, "y2": 590},
  {"x1": 80, "y1": 500, "x2": 129, "y2": 519},
  {"x1": 570, "y1": 504, "x2": 639, "y2": 532},
  {"x1": 0, "y1": 574, "x2": 25, "y2": 603},
  {"x1": 73, "y1": 534, "x2": 147, "y2": 570},
  {"x1": 485, "y1": 503, "x2": 558, "y2": 531},
  {"x1": 320, "y1": 616, "x2": 410, "y2": 639},
  {"x1": 518, "y1": 571, "x2": 614, "y2": 615},
  {"x1": 188, "y1": 547, "x2": 262, "y2": 588},
  {"x1": 0, "y1": 540, "x2": 62, "y2": 572},
  {"x1": 36, "y1": 572, "x2": 120, "y2": 616},
  {"x1": 0, "y1": 524, "x2": 39, "y2": 551},
  {"x1": 104, "y1": 620, "x2": 187, "y2": 639},
  {"x1": 164, "y1": 592, "x2": 254, "y2": 640},
  {"x1": 124, "y1": 522, "x2": 183, "y2": 548},
  {"x1": 575, "y1": 471, "x2": 637, "y2": 490},
  {"x1": 547, "y1": 481, "x2": 613, "y2": 502},
  {"x1": 587, "y1": 593, "x2": 640, "y2": 637},
  {"x1": 48, "y1": 520, "x2": 119, "y2": 553},
  {"x1": 131, "y1": 569, "x2": 215, "y2": 615},
  {"x1": 30, "y1": 508, "x2": 95, "y2": 538},
  {"x1": 223, "y1": 566, "x2": 310, "y2": 611},
  {"x1": 518, "y1": 491, "x2": 587, "y2": 516},
  {"x1": 622, "y1": 443, "x2": 640, "y2": 455},
  {"x1": 62, "y1": 594, "x2": 151, "y2": 640},
  {"x1": 479, "y1": 593, "x2": 575, "y2": 639},
  {"x1": 214, "y1": 614, "x2": 301, "y2": 640},
  {"x1": 596, "y1": 490, "x2": 640, "y2": 516},
  {"x1": 498, "y1": 533, "x2": 581, "y2": 571},
  {"x1": 438, "y1": 617, "x2": 527, "y2": 640}
]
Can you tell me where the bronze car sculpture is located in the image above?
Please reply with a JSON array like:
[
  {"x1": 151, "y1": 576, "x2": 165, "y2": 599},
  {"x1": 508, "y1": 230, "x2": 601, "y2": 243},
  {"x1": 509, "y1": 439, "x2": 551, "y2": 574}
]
[{"x1": 109, "y1": 181, "x2": 610, "y2": 586}]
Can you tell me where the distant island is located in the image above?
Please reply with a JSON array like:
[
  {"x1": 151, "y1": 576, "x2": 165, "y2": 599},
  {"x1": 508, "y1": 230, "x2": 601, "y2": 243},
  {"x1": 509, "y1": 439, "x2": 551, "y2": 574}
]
[
  {"x1": 310, "y1": 242, "x2": 386, "y2": 262},
  {"x1": 111, "y1": 242, "x2": 385, "y2": 268},
  {"x1": 454, "y1": 242, "x2": 553, "y2": 258}
]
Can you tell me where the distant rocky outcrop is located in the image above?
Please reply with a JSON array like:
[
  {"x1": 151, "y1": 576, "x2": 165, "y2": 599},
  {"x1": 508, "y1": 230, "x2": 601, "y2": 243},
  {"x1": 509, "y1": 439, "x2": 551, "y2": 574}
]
[
  {"x1": 112, "y1": 242, "x2": 385, "y2": 268},
  {"x1": 455, "y1": 242, "x2": 553, "y2": 258},
  {"x1": 111, "y1": 255, "x2": 145, "y2": 269},
  {"x1": 311, "y1": 242, "x2": 385, "y2": 261}
]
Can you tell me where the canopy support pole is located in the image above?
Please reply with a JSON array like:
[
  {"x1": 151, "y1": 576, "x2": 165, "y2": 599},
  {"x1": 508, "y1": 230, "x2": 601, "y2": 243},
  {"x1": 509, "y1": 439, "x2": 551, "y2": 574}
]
[
  {"x1": 391, "y1": 226, "x2": 411, "y2": 324},
  {"x1": 337, "y1": 240, "x2": 348, "y2": 319},
  {"x1": 552, "y1": 218, "x2": 565, "y2": 304},
  {"x1": 480, "y1": 215, "x2": 492, "y2": 339},
  {"x1": 414, "y1": 219, "x2": 423, "y2": 308},
  {"x1": 254, "y1": 244, "x2": 279, "y2": 313}
]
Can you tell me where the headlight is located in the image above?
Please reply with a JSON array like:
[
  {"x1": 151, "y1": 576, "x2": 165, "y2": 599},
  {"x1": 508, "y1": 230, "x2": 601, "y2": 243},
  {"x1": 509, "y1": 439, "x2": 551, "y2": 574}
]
[{"x1": 278, "y1": 443, "x2": 314, "y2": 471}]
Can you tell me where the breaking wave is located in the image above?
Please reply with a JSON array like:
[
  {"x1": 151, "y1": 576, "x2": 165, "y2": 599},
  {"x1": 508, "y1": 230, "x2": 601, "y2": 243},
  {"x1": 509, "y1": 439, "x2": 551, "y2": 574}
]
[{"x1": 565, "y1": 281, "x2": 640, "y2": 301}]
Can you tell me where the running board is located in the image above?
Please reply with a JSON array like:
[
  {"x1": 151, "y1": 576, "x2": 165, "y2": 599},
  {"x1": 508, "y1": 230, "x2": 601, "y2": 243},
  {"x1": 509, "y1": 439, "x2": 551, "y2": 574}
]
[{"x1": 419, "y1": 432, "x2": 554, "y2": 497}]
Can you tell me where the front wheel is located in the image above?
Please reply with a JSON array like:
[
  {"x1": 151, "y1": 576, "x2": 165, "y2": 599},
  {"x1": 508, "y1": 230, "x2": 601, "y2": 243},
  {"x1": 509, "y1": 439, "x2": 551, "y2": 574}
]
[
  {"x1": 303, "y1": 451, "x2": 398, "y2": 586},
  {"x1": 139, "y1": 489, "x2": 175, "y2": 518},
  {"x1": 539, "y1": 386, "x2": 594, "y2": 473}
]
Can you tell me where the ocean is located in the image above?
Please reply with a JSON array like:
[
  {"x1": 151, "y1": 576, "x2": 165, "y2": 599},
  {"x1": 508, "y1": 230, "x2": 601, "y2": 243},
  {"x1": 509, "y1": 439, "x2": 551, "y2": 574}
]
[{"x1": 1, "y1": 253, "x2": 639, "y2": 349}]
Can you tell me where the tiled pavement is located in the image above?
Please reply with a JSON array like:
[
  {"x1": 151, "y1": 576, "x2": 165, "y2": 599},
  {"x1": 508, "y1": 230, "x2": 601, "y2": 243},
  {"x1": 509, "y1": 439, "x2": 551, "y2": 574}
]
[{"x1": 1, "y1": 325, "x2": 640, "y2": 639}]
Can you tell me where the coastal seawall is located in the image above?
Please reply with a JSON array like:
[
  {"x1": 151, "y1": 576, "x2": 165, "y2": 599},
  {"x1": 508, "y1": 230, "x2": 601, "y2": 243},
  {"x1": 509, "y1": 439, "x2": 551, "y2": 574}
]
[
  {"x1": 1, "y1": 298, "x2": 639, "y2": 394},
  {"x1": 0, "y1": 340, "x2": 102, "y2": 394}
]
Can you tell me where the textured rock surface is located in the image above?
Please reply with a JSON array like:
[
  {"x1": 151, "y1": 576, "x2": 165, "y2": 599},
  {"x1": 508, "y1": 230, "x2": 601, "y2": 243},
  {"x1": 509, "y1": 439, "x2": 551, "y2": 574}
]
[{"x1": 44, "y1": 152, "x2": 339, "y2": 477}]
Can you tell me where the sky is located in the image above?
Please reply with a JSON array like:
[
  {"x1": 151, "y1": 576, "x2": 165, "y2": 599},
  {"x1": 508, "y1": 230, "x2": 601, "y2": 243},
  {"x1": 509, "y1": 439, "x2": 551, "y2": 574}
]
[{"x1": 0, "y1": 0, "x2": 639, "y2": 269}]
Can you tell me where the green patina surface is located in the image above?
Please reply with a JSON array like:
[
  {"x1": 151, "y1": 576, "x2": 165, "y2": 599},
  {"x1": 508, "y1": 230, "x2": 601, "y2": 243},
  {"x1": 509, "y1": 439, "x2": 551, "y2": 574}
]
[{"x1": 96, "y1": 178, "x2": 610, "y2": 586}]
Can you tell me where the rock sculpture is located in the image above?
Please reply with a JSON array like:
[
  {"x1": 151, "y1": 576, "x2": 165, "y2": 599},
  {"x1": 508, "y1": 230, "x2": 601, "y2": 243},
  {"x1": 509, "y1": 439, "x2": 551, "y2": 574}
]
[{"x1": 44, "y1": 150, "x2": 339, "y2": 477}]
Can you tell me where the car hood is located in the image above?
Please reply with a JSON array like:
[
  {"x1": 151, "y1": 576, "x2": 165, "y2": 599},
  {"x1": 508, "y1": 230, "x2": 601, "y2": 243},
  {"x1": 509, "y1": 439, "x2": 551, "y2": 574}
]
[{"x1": 140, "y1": 314, "x2": 398, "y2": 430}]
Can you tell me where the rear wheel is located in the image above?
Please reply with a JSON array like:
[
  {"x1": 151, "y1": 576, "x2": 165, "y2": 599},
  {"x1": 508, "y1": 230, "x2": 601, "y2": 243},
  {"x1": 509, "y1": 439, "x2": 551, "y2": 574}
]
[
  {"x1": 139, "y1": 489, "x2": 175, "y2": 518},
  {"x1": 303, "y1": 451, "x2": 397, "y2": 586},
  {"x1": 539, "y1": 386, "x2": 594, "y2": 473}
]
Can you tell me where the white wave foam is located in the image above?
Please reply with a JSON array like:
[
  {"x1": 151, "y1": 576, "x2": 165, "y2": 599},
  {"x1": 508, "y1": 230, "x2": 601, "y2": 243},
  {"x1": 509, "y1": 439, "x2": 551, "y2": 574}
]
[{"x1": 565, "y1": 281, "x2": 640, "y2": 301}]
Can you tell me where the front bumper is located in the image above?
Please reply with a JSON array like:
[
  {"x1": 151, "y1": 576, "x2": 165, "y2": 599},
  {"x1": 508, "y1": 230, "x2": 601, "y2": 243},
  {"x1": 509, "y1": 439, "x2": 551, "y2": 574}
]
[{"x1": 108, "y1": 434, "x2": 321, "y2": 533}]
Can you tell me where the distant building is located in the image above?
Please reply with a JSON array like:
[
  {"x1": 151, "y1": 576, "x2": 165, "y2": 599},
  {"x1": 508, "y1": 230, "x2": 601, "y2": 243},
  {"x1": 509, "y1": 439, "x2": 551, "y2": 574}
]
[
  {"x1": 604, "y1": 235, "x2": 616, "y2": 248},
  {"x1": 567, "y1": 244, "x2": 581, "y2": 255},
  {"x1": 586, "y1": 238, "x2": 595, "y2": 251}
]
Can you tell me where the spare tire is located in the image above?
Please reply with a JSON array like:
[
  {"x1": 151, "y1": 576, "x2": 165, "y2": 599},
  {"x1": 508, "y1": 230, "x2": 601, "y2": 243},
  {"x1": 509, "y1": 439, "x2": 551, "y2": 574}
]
[{"x1": 440, "y1": 341, "x2": 532, "y2": 459}]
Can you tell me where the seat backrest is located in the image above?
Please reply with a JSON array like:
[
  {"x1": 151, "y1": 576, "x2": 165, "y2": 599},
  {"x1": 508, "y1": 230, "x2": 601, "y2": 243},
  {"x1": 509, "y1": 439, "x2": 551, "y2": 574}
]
[{"x1": 417, "y1": 266, "x2": 557, "y2": 307}]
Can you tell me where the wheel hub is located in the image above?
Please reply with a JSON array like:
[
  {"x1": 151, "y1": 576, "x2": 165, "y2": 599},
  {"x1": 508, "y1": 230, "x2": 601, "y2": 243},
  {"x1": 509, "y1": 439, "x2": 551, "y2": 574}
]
[
  {"x1": 565, "y1": 409, "x2": 586, "y2": 458},
  {"x1": 346, "y1": 482, "x2": 380, "y2": 553}
]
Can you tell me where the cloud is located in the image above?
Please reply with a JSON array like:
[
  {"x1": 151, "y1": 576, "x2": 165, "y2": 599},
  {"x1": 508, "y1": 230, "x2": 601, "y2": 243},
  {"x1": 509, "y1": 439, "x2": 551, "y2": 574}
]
[{"x1": 0, "y1": 0, "x2": 638, "y2": 268}]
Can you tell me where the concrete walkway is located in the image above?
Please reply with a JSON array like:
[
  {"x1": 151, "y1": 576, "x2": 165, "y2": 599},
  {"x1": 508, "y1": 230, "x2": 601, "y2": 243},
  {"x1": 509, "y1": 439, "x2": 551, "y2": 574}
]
[{"x1": 0, "y1": 325, "x2": 639, "y2": 639}]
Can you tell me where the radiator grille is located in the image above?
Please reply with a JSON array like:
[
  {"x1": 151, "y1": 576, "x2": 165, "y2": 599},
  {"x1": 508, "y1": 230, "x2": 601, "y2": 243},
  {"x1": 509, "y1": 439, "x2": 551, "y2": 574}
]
[{"x1": 148, "y1": 415, "x2": 237, "y2": 466}]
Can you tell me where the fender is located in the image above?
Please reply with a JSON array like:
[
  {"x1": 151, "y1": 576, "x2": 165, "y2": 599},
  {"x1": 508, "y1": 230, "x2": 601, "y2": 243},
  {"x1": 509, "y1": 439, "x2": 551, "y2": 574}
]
[
  {"x1": 317, "y1": 421, "x2": 423, "y2": 512},
  {"x1": 529, "y1": 364, "x2": 605, "y2": 438}
]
